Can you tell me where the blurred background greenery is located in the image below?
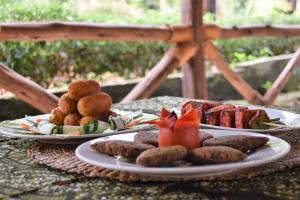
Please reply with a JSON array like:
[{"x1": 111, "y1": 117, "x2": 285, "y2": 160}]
[{"x1": 0, "y1": 0, "x2": 300, "y2": 88}]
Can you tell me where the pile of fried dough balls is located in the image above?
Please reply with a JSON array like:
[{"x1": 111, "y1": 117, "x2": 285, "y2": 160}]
[{"x1": 49, "y1": 80, "x2": 115, "y2": 126}]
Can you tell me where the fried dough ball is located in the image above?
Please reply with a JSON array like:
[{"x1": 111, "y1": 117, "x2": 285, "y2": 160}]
[
  {"x1": 64, "y1": 113, "x2": 82, "y2": 126},
  {"x1": 80, "y1": 115, "x2": 98, "y2": 126},
  {"x1": 58, "y1": 93, "x2": 77, "y2": 115},
  {"x1": 68, "y1": 79, "x2": 101, "y2": 100},
  {"x1": 49, "y1": 107, "x2": 66, "y2": 125},
  {"x1": 77, "y1": 92, "x2": 112, "y2": 116}
]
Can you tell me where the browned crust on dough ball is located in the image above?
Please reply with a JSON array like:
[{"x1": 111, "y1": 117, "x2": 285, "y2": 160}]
[
  {"x1": 80, "y1": 115, "x2": 98, "y2": 126},
  {"x1": 58, "y1": 93, "x2": 77, "y2": 115},
  {"x1": 64, "y1": 113, "x2": 82, "y2": 126},
  {"x1": 77, "y1": 92, "x2": 112, "y2": 116},
  {"x1": 68, "y1": 80, "x2": 101, "y2": 100},
  {"x1": 49, "y1": 107, "x2": 65, "y2": 125}
]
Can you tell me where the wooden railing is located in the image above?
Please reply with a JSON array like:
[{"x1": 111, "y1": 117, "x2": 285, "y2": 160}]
[{"x1": 1, "y1": 0, "x2": 300, "y2": 113}]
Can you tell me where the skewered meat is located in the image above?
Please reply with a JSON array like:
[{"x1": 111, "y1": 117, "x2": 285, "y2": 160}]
[
  {"x1": 203, "y1": 135, "x2": 269, "y2": 152},
  {"x1": 182, "y1": 101, "x2": 220, "y2": 123},
  {"x1": 136, "y1": 145, "x2": 187, "y2": 166},
  {"x1": 205, "y1": 105, "x2": 235, "y2": 126},
  {"x1": 220, "y1": 108, "x2": 236, "y2": 127},
  {"x1": 181, "y1": 101, "x2": 276, "y2": 130},
  {"x1": 248, "y1": 110, "x2": 270, "y2": 129},
  {"x1": 235, "y1": 107, "x2": 256, "y2": 129}
]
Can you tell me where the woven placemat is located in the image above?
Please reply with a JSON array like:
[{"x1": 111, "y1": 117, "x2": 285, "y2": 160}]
[{"x1": 27, "y1": 131, "x2": 300, "y2": 182}]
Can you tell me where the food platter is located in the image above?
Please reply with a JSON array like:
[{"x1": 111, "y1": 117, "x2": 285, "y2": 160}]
[
  {"x1": 174, "y1": 105, "x2": 300, "y2": 133},
  {"x1": 75, "y1": 129, "x2": 290, "y2": 178},
  {"x1": 0, "y1": 110, "x2": 158, "y2": 144}
]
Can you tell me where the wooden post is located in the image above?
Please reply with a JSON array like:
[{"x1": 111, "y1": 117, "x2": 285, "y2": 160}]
[
  {"x1": 121, "y1": 42, "x2": 198, "y2": 103},
  {"x1": 204, "y1": 42, "x2": 264, "y2": 104},
  {"x1": 181, "y1": 0, "x2": 208, "y2": 99},
  {"x1": 0, "y1": 63, "x2": 59, "y2": 113},
  {"x1": 264, "y1": 46, "x2": 300, "y2": 105}
]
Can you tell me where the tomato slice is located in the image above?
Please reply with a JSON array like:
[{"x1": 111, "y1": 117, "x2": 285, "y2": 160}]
[{"x1": 148, "y1": 108, "x2": 200, "y2": 149}]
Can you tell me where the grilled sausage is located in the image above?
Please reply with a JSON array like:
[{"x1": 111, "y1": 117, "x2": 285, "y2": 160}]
[
  {"x1": 203, "y1": 135, "x2": 269, "y2": 152},
  {"x1": 188, "y1": 146, "x2": 247, "y2": 164},
  {"x1": 136, "y1": 145, "x2": 187, "y2": 166}
]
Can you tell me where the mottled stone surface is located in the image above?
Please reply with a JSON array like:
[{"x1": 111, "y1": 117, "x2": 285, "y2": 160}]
[{"x1": 0, "y1": 96, "x2": 300, "y2": 199}]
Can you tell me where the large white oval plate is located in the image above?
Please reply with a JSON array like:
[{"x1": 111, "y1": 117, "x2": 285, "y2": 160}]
[
  {"x1": 75, "y1": 129, "x2": 290, "y2": 178},
  {"x1": 0, "y1": 110, "x2": 157, "y2": 144},
  {"x1": 174, "y1": 105, "x2": 300, "y2": 133}
]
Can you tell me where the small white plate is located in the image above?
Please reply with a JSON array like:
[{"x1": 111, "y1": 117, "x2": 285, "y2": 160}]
[
  {"x1": 75, "y1": 129, "x2": 290, "y2": 178},
  {"x1": 174, "y1": 105, "x2": 300, "y2": 133},
  {"x1": 0, "y1": 110, "x2": 157, "y2": 144}
]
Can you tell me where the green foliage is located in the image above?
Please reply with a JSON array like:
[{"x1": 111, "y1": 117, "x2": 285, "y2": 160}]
[
  {"x1": 216, "y1": 37, "x2": 300, "y2": 65},
  {"x1": 0, "y1": 1, "x2": 172, "y2": 87}
]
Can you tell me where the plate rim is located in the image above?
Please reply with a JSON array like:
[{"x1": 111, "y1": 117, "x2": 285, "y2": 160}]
[{"x1": 75, "y1": 129, "x2": 291, "y2": 176}]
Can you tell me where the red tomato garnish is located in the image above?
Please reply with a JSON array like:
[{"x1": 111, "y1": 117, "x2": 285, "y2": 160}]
[{"x1": 148, "y1": 108, "x2": 200, "y2": 149}]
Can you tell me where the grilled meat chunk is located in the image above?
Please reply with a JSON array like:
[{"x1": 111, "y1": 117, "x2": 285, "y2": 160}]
[
  {"x1": 220, "y1": 108, "x2": 236, "y2": 128},
  {"x1": 182, "y1": 101, "x2": 220, "y2": 123},
  {"x1": 205, "y1": 105, "x2": 235, "y2": 126},
  {"x1": 236, "y1": 107, "x2": 260, "y2": 129},
  {"x1": 248, "y1": 110, "x2": 270, "y2": 129}
]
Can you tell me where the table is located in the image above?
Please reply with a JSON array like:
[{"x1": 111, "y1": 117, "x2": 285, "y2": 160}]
[{"x1": 1, "y1": 96, "x2": 300, "y2": 199}]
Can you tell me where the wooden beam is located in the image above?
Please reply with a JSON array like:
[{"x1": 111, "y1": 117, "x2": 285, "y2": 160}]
[
  {"x1": 203, "y1": 41, "x2": 264, "y2": 104},
  {"x1": 0, "y1": 22, "x2": 193, "y2": 43},
  {"x1": 181, "y1": 0, "x2": 208, "y2": 99},
  {"x1": 2, "y1": 22, "x2": 300, "y2": 42},
  {"x1": 121, "y1": 42, "x2": 198, "y2": 103},
  {"x1": 0, "y1": 63, "x2": 59, "y2": 113},
  {"x1": 263, "y1": 46, "x2": 300, "y2": 105},
  {"x1": 204, "y1": 24, "x2": 300, "y2": 40}
]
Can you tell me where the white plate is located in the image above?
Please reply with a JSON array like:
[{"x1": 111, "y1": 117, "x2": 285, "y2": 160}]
[
  {"x1": 174, "y1": 105, "x2": 300, "y2": 133},
  {"x1": 75, "y1": 129, "x2": 290, "y2": 178},
  {"x1": 0, "y1": 111, "x2": 157, "y2": 144}
]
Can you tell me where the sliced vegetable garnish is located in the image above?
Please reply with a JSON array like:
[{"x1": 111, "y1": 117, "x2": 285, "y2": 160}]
[
  {"x1": 148, "y1": 108, "x2": 200, "y2": 149},
  {"x1": 0, "y1": 110, "x2": 157, "y2": 136}
]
